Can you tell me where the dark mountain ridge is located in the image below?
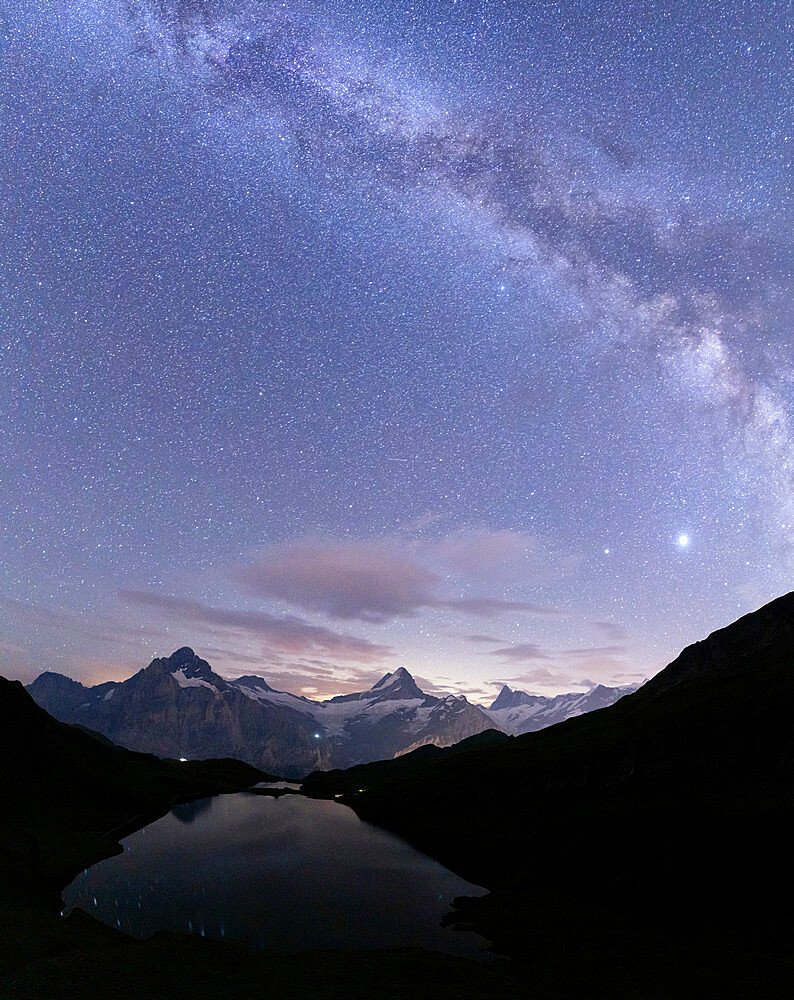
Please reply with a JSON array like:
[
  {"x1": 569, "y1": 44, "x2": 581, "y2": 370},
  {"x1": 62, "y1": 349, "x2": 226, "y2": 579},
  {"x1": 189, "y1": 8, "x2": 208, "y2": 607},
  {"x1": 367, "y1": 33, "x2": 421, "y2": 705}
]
[
  {"x1": 5, "y1": 594, "x2": 794, "y2": 996},
  {"x1": 0, "y1": 675, "x2": 267, "y2": 896},
  {"x1": 303, "y1": 592, "x2": 794, "y2": 994},
  {"x1": 0, "y1": 677, "x2": 513, "y2": 1000}
]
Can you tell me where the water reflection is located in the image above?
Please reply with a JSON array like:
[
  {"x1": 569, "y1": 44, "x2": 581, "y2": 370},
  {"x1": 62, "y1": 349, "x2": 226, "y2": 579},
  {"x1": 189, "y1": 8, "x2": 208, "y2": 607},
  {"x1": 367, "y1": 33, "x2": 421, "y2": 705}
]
[
  {"x1": 171, "y1": 798, "x2": 214, "y2": 825},
  {"x1": 63, "y1": 792, "x2": 487, "y2": 959}
]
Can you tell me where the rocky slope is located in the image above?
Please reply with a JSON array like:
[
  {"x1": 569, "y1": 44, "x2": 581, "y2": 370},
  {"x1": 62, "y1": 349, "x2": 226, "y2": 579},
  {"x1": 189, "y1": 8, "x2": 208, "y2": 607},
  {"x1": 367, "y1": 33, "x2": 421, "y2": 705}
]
[
  {"x1": 28, "y1": 648, "x2": 321, "y2": 776},
  {"x1": 27, "y1": 651, "x2": 498, "y2": 775}
]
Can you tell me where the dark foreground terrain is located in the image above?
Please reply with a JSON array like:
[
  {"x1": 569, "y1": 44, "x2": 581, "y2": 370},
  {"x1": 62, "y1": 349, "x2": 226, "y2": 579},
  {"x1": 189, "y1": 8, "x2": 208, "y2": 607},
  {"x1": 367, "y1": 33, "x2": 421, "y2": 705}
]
[
  {"x1": 304, "y1": 592, "x2": 794, "y2": 998},
  {"x1": 5, "y1": 592, "x2": 794, "y2": 998},
  {"x1": 0, "y1": 676, "x2": 514, "y2": 999}
]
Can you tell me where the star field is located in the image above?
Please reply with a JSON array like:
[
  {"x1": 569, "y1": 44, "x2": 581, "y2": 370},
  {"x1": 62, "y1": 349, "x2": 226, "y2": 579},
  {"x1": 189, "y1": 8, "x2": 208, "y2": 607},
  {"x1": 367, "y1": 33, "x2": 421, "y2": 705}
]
[{"x1": 1, "y1": 1, "x2": 791, "y2": 700}]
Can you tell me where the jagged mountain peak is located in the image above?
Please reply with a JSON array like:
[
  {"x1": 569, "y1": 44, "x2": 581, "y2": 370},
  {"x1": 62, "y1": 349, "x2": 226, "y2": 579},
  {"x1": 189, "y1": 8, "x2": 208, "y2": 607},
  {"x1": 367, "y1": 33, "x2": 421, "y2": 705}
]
[
  {"x1": 165, "y1": 647, "x2": 212, "y2": 675},
  {"x1": 490, "y1": 684, "x2": 539, "y2": 711},
  {"x1": 26, "y1": 671, "x2": 88, "y2": 710},
  {"x1": 487, "y1": 681, "x2": 639, "y2": 736},
  {"x1": 372, "y1": 666, "x2": 411, "y2": 687},
  {"x1": 234, "y1": 674, "x2": 276, "y2": 691},
  {"x1": 369, "y1": 667, "x2": 425, "y2": 701},
  {"x1": 141, "y1": 647, "x2": 229, "y2": 692},
  {"x1": 325, "y1": 666, "x2": 429, "y2": 705},
  {"x1": 171, "y1": 645, "x2": 197, "y2": 660}
]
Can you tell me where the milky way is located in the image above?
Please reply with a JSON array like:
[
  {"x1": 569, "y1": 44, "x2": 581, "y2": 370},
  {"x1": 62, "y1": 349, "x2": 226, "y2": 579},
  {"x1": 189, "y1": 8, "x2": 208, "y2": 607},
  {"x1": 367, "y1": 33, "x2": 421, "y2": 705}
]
[{"x1": 1, "y1": 1, "x2": 791, "y2": 699}]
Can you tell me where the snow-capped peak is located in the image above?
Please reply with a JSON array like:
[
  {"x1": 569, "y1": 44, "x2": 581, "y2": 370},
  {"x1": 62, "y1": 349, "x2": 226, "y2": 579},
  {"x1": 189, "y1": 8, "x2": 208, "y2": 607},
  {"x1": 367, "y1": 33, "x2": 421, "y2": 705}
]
[
  {"x1": 486, "y1": 682, "x2": 639, "y2": 735},
  {"x1": 368, "y1": 667, "x2": 425, "y2": 701},
  {"x1": 372, "y1": 666, "x2": 411, "y2": 689}
]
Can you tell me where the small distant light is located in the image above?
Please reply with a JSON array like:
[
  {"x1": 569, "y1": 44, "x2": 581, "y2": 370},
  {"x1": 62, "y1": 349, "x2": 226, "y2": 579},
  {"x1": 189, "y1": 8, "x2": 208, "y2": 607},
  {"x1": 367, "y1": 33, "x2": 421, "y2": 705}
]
[
  {"x1": 313, "y1": 733, "x2": 321, "y2": 739},
  {"x1": 677, "y1": 533, "x2": 690, "y2": 548},
  {"x1": 179, "y1": 757, "x2": 187, "y2": 762},
  {"x1": 604, "y1": 548, "x2": 610, "y2": 555}
]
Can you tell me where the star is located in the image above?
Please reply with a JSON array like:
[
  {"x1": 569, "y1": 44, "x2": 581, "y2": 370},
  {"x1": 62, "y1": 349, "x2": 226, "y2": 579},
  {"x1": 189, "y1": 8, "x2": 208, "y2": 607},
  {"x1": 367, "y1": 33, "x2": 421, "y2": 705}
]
[{"x1": 0, "y1": 0, "x2": 789, "y2": 699}]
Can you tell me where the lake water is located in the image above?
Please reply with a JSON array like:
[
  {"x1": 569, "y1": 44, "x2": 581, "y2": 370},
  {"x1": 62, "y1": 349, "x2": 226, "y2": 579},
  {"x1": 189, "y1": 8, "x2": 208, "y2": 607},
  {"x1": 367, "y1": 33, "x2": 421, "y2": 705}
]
[{"x1": 62, "y1": 791, "x2": 488, "y2": 959}]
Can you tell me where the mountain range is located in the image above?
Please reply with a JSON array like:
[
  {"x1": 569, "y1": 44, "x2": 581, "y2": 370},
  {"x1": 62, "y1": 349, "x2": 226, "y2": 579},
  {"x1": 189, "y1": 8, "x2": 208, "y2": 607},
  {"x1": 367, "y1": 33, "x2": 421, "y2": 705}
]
[
  {"x1": 26, "y1": 649, "x2": 637, "y2": 776},
  {"x1": 486, "y1": 680, "x2": 638, "y2": 735},
  {"x1": 0, "y1": 676, "x2": 510, "y2": 1000},
  {"x1": 303, "y1": 591, "x2": 794, "y2": 995},
  {"x1": 5, "y1": 592, "x2": 794, "y2": 997}
]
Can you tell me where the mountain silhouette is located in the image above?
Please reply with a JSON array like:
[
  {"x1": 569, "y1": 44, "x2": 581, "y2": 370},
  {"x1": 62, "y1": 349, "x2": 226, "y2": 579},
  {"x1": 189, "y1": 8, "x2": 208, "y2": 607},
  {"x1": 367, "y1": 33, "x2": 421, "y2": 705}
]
[
  {"x1": 0, "y1": 677, "x2": 512, "y2": 999},
  {"x1": 304, "y1": 592, "x2": 794, "y2": 997}
]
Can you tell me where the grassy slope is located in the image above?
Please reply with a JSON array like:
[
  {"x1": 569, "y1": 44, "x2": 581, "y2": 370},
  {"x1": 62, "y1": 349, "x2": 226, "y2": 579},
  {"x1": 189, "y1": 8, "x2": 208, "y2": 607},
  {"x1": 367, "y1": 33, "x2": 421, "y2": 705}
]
[
  {"x1": 302, "y1": 593, "x2": 794, "y2": 997},
  {"x1": 1, "y1": 677, "x2": 515, "y2": 1000}
]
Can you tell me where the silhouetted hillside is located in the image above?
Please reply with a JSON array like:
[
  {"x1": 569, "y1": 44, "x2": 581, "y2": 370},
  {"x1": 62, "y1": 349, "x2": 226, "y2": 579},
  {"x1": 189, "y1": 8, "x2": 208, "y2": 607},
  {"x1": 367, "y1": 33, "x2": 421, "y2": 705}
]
[
  {"x1": 0, "y1": 678, "x2": 515, "y2": 999},
  {"x1": 0, "y1": 676, "x2": 270, "y2": 894},
  {"x1": 303, "y1": 593, "x2": 794, "y2": 996}
]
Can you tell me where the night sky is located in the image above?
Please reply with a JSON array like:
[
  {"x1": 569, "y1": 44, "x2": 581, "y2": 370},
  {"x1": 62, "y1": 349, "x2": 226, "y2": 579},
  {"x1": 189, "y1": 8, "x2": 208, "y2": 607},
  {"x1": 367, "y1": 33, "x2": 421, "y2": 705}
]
[{"x1": 2, "y1": 1, "x2": 791, "y2": 702}]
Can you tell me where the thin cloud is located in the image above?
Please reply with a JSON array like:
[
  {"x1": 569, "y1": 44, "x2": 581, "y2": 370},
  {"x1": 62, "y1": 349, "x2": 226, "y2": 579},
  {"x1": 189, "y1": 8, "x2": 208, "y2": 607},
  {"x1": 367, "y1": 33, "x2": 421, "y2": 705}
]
[
  {"x1": 233, "y1": 536, "x2": 565, "y2": 624},
  {"x1": 592, "y1": 620, "x2": 630, "y2": 642},
  {"x1": 493, "y1": 667, "x2": 574, "y2": 688},
  {"x1": 558, "y1": 645, "x2": 627, "y2": 659},
  {"x1": 431, "y1": 527, "x2": 560, "y2": 584},
  {"x1": 446, "y1": 597, "x2": 567, "y2": 619},
  {"x1": 234, "y1": 538, "x2": 439, "y2": 623},
  {"x1": 120, "y1": 590, "x2": 391, "y2": 663},
  {"x1": 488, "y1": 642, "x2": 551, "y2": 662}
]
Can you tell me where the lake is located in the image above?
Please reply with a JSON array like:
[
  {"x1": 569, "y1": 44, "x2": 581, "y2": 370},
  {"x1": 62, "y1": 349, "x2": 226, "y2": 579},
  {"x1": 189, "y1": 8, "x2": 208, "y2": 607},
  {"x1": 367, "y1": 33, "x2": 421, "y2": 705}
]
[{"x1": 62, "y1": 789, "x2": 488, "y2": 959}]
